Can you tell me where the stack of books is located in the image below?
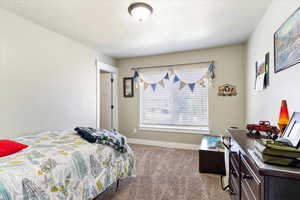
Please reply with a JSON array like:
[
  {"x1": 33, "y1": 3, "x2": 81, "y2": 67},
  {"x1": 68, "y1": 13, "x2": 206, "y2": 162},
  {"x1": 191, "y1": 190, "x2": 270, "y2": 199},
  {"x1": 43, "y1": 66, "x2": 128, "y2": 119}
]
[{"x1": 254, "y1": 139, "x2": 300, "y2": 168}]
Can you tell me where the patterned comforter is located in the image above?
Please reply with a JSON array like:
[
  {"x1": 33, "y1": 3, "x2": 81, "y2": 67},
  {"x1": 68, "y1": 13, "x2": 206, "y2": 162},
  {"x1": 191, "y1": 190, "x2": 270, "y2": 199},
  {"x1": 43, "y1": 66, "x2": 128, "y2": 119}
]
[{"x1": 0, "y1": 131, "x2": 135, "y2": 200}]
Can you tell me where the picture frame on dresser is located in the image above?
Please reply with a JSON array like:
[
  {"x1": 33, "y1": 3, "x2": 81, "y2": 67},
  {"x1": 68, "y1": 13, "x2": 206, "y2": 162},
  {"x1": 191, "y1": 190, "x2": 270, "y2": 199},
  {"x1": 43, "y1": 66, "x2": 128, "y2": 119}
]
[
  {"x1": 282, "y1": 112, "x2": 300, "y2": 148},
  {"x1": 274, "y1": 7, "x2": 300, "y2": 73}
]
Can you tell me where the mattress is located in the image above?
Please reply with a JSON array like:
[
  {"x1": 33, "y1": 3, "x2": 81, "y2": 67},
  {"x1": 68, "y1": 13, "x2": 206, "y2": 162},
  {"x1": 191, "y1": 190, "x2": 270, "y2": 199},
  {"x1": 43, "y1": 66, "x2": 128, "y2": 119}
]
[{"x1": 0, "y1": 131, "x2": 135, "y2": 200}]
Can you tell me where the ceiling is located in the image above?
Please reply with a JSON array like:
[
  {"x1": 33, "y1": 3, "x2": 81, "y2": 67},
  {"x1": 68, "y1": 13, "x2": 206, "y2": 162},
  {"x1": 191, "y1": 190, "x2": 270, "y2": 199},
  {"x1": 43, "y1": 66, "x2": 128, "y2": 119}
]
[{"x1": 0, "y1": 0, "x2": 272, "y2": 59}]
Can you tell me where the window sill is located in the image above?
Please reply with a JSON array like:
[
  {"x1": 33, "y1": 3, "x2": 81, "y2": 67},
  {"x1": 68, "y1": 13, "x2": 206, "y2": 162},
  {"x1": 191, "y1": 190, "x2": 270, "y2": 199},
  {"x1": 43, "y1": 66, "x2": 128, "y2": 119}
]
[{"x1": 138, "y1": 125, "x2": 210, "y2": 135}]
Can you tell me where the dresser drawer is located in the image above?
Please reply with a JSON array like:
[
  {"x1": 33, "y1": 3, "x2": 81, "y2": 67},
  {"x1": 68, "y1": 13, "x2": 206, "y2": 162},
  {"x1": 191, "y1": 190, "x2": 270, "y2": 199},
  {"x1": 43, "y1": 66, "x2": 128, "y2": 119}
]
[
  {"x1": 241, "y1": 181, "x2": 255, "y2": 200},
  {"x1": 229, "y1": 175, "x2": 239, "y2": 200},
  {"x1": 240, "y1": 155, "x2": 261, "y2": 200},
  {"x1": 229, "y1": 157, "x2": 239, "y2": 200},
  {"x1": 230, "y1": 151, "x2": 239, "y2": 170}
]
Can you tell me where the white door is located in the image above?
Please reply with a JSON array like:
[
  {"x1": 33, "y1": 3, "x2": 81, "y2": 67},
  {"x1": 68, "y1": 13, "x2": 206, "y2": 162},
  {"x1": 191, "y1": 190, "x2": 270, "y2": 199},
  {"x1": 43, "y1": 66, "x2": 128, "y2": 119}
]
[
  {"x1": 96, "y1": 62, "x2": 118, "y2": 131},
  {"x1": 100, "y1": 71, "x2": 118, "y2": 130},
  {"x1": 100, "y1": 71, "x2": 112, "y2": 129},
  {"x1": 111, "y1": 73, "x2": 118, "y2": 130}
]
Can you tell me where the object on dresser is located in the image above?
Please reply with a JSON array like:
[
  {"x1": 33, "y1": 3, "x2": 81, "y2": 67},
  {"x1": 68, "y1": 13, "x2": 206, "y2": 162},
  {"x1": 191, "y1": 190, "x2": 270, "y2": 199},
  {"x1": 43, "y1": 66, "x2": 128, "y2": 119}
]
[
  {"x1": 281, "y1": 112, "x2": 300, "y2": 148},
  {"x1": 278, "y1": 100, "x2": 290, "y2": 135},
  {"x1": 254, "y1": 138, "x2": 300, "y2": 168},
  {"x1": 247, "y1": 121, "x2": 280, "y2": 140}
]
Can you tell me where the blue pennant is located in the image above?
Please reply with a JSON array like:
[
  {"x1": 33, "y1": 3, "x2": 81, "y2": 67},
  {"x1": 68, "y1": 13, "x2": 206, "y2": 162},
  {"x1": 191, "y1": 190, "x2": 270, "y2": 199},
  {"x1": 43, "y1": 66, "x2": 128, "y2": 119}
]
[
  {"x1": 164, "y1": 73, "x2": 169, "y2": 80},
  {"x1": 208, "y1": 63, "x2": 215, "y2": 79},
  {"x1": 188, "y1": 83, "x2": 196, "y2": 92},
  {"x1": 151, "y1": 83, "x2": 157, "y2": 92},
  {"x1": 133, "y1": 71, "x2": 139, "y2": 81},
  {"x1": 173, "y1": 75, "x2": 180, "y2": 83}
]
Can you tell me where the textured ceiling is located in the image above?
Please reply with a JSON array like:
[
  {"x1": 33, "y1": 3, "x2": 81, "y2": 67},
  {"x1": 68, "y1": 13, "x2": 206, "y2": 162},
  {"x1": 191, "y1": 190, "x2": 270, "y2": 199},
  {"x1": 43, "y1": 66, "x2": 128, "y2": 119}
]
[{"x1": 0, "y1": 0, "x2": 272, "y2": 58}]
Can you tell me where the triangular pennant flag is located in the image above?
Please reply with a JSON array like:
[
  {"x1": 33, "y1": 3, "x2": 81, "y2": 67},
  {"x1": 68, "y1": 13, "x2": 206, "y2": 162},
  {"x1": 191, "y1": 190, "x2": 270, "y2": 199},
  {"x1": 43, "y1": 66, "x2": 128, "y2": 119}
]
[
  {"x1": 179, "y1": 81, "x2": 187, "y2": 90},
  {"x1": 139, "y1": 77, "x2": 144, "y2": 84},
  {"x1": 188, "y1": 83, "x2": 196, "y2": 92},
  {"x1": 144, "y1": 82, "x2": 150, "y2": 90},
  {"x1": 151, "y1": 83, "x2": 157, "y2": 92},
  {"x1": 133, "y1": 70, "x2": 139, "y2": 81},
  {"x1": 208, "y1": 63, "x2": 215, "y2": 79},
  {"x1": 163, "y1": 73, "x2": 170, "y2": 80},
  {"x1": 173, "y1": 75, "x2": 180, "y2": 83},
  {"x1": 158, "y1": 79, "x2": 165, "y2": 88},
  {"x1": 170, "y1": 69, "x2": 175, "y2": 76},
  {"x1": 196, "y1": 79, "x2": 205, "y2": 86}
]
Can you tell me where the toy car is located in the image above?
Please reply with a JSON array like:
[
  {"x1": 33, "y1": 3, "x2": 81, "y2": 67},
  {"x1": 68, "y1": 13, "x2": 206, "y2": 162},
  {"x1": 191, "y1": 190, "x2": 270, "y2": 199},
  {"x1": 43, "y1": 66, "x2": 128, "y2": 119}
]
[{"x1": 247, "y1": 121, "x2": 280, "y2": 140}]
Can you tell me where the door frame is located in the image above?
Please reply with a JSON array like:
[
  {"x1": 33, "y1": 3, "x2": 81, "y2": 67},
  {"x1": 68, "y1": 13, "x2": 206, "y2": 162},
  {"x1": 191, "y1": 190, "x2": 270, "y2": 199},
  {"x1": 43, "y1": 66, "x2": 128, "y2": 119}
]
[{"x1": 96, "y1": 61, "x2": 118, "y2": 130}]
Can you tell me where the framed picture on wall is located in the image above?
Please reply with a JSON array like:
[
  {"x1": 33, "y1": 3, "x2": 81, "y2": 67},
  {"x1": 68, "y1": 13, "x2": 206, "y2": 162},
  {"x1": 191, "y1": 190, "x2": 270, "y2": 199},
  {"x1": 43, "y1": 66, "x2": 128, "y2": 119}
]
[
  {"x1": 123, "y1": 77, "x2": 134, "y2": 97},
  {"x1": 274, "y1": 7, "x2": 300, "y2": 73}
]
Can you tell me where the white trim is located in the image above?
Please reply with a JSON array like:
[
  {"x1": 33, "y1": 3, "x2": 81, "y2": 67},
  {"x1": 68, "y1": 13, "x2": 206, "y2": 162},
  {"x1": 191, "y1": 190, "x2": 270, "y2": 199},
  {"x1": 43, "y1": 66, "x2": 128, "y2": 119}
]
[
  {"x1": 139, "y1": 124, "x2": 209, "y2": 134},
  {"x1": 96, "y1": 60, "x2": 118, "y2": 130},
  {"x1": 96, "y1": 61, "x2": 118, "y2": 73},
  {"x1": 127, "y1": 138, "x2": 199, "y2": 150}
]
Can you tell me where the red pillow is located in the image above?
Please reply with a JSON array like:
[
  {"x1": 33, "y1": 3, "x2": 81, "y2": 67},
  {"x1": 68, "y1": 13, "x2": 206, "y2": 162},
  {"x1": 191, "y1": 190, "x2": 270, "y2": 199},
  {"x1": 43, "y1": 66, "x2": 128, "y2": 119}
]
[{"x1": 0, "y1": 140, "x2": 28, "y2": 157}]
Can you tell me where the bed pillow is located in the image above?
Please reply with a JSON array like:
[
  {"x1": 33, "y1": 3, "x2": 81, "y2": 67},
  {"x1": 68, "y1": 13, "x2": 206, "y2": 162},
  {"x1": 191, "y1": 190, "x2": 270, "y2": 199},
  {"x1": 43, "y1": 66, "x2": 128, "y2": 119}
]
[{"x1": 0, "y1": 140, "x2": 28, "y2": 157}]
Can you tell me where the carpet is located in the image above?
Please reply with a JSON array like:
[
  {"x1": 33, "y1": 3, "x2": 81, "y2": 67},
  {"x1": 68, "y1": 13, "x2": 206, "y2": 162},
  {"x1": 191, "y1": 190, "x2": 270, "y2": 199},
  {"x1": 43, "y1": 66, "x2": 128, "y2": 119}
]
[{"x1": 97, "y1": 144, "x2": 230, "y2": 200}]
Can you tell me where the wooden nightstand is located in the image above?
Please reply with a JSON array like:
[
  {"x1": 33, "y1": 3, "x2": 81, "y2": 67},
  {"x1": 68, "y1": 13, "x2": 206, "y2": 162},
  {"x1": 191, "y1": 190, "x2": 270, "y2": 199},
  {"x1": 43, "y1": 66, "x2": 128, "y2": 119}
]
[{"x1": 199, "y1": 135, "x2": 226, "y2": 175}]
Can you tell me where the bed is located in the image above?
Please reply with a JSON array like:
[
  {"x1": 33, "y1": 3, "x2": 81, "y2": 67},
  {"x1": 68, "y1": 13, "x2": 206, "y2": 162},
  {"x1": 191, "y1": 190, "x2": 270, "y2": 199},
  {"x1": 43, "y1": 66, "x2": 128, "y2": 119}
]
[{"x1": 0, "y1": 130, "x2": 136, "y2": 200}]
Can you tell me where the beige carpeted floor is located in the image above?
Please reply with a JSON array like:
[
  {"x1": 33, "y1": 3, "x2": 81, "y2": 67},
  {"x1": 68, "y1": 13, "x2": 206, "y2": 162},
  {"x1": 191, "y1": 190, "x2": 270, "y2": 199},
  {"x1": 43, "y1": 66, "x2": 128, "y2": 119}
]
[{"x1": 97, "y1": 144, "x2": 230, "y2": 200}]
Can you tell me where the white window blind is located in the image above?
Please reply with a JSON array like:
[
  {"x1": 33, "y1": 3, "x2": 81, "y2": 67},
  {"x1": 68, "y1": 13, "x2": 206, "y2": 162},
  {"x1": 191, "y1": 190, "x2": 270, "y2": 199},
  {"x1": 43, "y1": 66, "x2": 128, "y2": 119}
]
[{"x1": 139, "y1": 67, "x2": 209, "y2": 131}]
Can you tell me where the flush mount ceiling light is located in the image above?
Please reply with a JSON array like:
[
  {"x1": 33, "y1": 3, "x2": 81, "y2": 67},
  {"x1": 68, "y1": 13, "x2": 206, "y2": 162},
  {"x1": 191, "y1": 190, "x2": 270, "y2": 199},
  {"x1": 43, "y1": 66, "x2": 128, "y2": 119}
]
[{"x1": 128, "y1": 2, "x2": 153, "y2": 22}]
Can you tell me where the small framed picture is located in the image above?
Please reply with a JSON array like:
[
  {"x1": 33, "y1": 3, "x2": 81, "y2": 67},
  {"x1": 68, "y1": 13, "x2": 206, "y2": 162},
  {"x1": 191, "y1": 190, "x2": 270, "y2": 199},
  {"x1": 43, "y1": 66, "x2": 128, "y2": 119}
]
[
  {"x1": 283, "y1": 112, "x2": 300, "y2": 148},
  {"x1": 123, "y1": 77, "x2": 134, "y2": 97}
]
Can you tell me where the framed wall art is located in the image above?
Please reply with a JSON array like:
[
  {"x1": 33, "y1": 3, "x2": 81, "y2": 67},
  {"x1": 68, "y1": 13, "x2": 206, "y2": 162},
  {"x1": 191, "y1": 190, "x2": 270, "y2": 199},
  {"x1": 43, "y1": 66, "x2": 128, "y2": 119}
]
[
  {"x1": 255, "y1": 52, "x2": 270, "y2": 90},
  {"x1": 217, "y1": 84, "x2": 237, "y2": 96},
  {"x1": 274, "y1": 7, "x2": 300, "y2": 73},
  {"x1": 123, "y1": 77, "x2": 134, "y2": 98}
]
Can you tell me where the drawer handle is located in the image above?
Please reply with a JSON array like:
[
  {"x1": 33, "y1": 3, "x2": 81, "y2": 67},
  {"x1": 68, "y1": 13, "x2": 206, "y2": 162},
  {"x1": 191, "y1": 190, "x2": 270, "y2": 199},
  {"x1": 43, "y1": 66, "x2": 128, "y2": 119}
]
[
  {"x1": 242, "y1": 172, "x2": 253, "y2": 180},
  {"x1": 229, "y1": 188, "x2": 237, "y2": 195},
  {"x1": 230, "y1": 169, "x2": 237, "y2": 176}
]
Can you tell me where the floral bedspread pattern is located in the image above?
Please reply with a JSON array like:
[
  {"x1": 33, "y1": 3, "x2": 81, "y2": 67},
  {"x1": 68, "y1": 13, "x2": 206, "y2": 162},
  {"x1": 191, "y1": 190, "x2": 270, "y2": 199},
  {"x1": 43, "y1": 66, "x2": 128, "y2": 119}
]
[{"x1": 0, "y1": 131, "x2": 135, "y2": 200}]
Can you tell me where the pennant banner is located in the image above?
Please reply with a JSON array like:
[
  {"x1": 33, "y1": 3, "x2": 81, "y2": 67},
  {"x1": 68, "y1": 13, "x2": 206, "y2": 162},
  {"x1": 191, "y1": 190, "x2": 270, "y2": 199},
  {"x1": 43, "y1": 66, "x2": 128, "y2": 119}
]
[
  {"x1": 133, "y1": 70, "x2": 139, "y2": 81},
  {"x1": 140, "y1": 77, "x2": 144, "y2": 84},
  {"x1": 169, "y1": 69, "x2": 175, "y2": 76},
  {"x1": 208, "y1": 63, "x2": 215, "y2": 79},
  {"x1": 164, "y1": 73, "x2": 170, "y2": 80},
  {"x1": 196, "y1": 79, "x2": 205, "y2": 87},
  {"x1": 173, "y1": 75, "x2": 180, "y2": 83},
  {"x1": 158, "y1": 79, "x2": 165, "y2": 88},
  {"x1": 132, "y1": 63, "x2": 215, "y2": 92},
  {"x1": 179, "y1": 81, "x2": 187, "y2": 90},
  {"x1": 151, "y1": 83, "x2": 157, "y2": 92},
  {"x1": 144, "y1": 82, "x2": 150, "y2": 90},
  {"x1": 188, "y1": 83, "x2": 196, "y2": 92}
]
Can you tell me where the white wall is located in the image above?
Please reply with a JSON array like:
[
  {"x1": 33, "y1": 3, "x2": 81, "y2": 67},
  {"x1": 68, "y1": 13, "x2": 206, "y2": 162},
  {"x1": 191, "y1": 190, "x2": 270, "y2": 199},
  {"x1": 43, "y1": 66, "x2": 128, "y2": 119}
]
[
  {"x1": 0, "y1": 8, "x2": 115, "y2": 138},
  {"x1": 246, "y1": 0, "x2": 300, "y2": 125},
  {"x1": 117, "y1": 44, "x2": 246, "y2": 144}
]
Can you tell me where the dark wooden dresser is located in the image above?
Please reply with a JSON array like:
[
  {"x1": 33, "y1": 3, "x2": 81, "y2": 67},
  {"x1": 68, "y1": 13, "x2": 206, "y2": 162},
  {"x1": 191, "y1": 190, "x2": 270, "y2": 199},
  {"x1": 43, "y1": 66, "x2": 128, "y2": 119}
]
[{"x1": 226, "y1": 129, "x2": 300, "y2": 200}]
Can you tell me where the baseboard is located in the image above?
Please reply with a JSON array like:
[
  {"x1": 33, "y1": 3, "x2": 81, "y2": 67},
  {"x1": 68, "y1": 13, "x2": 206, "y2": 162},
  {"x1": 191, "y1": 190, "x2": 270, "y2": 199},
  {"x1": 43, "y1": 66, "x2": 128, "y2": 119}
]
[{"x1": 127, "y1": 138, "x2": 199, "y2": 150}]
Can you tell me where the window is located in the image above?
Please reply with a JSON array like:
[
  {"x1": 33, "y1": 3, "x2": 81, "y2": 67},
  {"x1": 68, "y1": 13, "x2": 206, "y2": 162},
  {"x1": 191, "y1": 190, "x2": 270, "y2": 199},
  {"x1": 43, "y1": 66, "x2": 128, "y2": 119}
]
[{"x1": 139, "y1": 67, "x2": 209, "y2": 133}]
